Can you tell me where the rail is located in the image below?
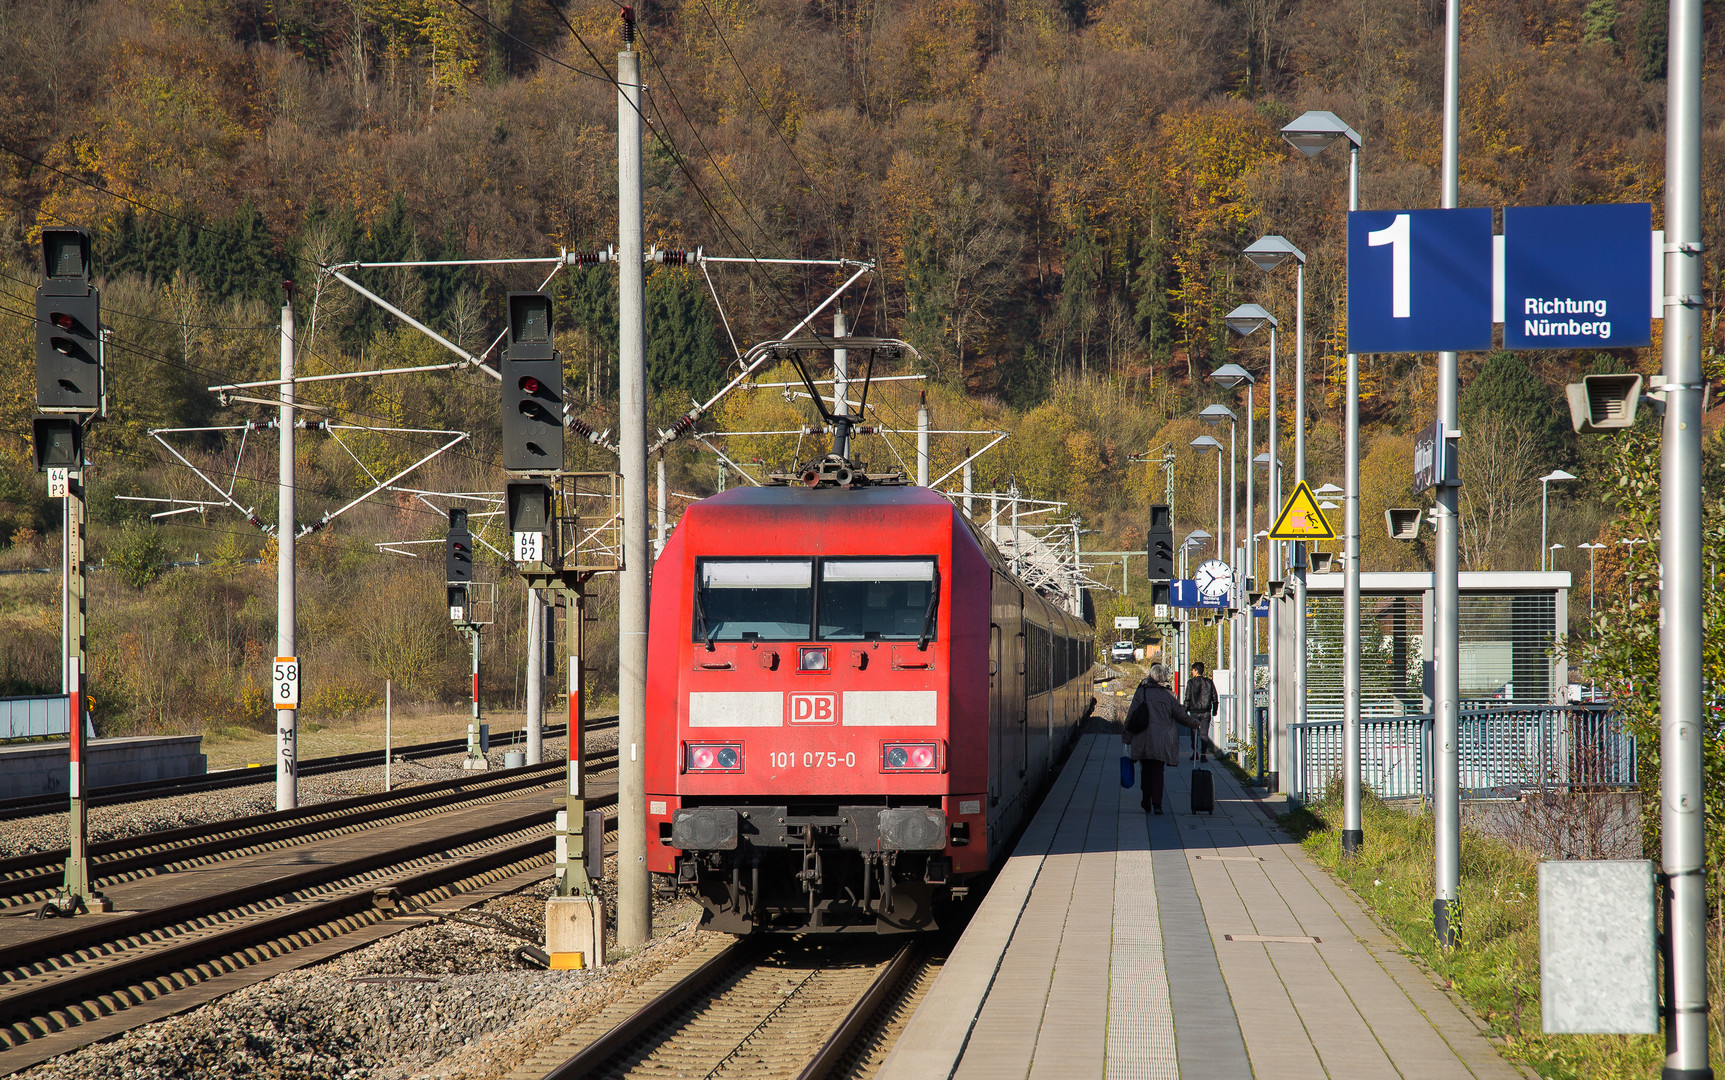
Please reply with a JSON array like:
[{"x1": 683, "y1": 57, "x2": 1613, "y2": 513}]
[{"x1": 1287, "y1": 705, "x2": 1635, "y2": 804}]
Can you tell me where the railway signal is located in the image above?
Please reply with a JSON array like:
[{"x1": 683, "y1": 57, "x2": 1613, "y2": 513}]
[
  {"x1": 1147, "y1": 504, "x2": 1174, "y2": 580},
  {"x1": 445, "y1": 508, "x2": 473, "y2": 618},
  {"x1": 501, "y1": 292, "x2": 564, "y2": 473},
  {"x1": 35, "y1": 227, "x2": 103, "y2": 414}
]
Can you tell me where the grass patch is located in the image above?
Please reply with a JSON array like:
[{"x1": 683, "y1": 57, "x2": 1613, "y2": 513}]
[{"x1": 1287, "y1": 787, "x2": 1724, "y2": 1079}]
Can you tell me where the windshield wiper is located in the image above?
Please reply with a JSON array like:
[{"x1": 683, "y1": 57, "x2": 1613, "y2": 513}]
[
  {"x1": 695, "y1": 589, "x2": 718, "y2": 652},
  {"x1": 917, "y1": 591, "x2": 939, "y2": 651}
]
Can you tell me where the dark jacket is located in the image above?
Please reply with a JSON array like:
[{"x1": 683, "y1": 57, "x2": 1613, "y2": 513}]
[
  {"x1": 1184, "y1": 675, "x2": 1219, "y2": 718},
  {"x1": 1123, "y1": 680, "x2": 1199, "y2": 765}
]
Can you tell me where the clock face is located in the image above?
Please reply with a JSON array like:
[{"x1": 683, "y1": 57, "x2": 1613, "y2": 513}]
[{"x1": 1195, "y1": 559, "x2": 1233, "y2": 600}]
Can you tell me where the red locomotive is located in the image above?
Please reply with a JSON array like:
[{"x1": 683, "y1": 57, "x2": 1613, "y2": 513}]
[{"x1": 645, "y1": 474, "x2": 1095, "y2": 933}]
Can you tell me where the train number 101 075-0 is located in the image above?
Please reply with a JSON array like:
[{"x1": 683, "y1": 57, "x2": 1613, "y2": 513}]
[{"x1": 770, "y1": 750, "x2": 858, "y2": 769}]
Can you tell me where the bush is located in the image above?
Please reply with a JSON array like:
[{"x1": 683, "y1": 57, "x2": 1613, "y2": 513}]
[{"x1": 106, "y1": 521, "x2": 168, "y2": 590}]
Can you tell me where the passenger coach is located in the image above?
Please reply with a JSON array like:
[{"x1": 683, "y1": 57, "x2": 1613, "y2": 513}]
[{"x1": 645, "y1": 483, "x2": 1093, "y2": 932}]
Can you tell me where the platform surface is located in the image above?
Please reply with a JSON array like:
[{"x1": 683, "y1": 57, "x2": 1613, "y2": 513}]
[{"x1": 878, "y1": 734, "x2": 1530, "y2": 1079}]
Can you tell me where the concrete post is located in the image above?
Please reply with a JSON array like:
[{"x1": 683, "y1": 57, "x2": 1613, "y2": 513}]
[
  {"x1": 917, "y1": 394, "x2": 930, "y2": 487},
  {"x1": 277, "y1": 298, "x2": 297, "y2": 812},
  {"x1": 616, "y1": 41, "x2": 651, "y2": 949},
  {"x1": 526, "y1": 589, "x2": 543, "y2": 765}
]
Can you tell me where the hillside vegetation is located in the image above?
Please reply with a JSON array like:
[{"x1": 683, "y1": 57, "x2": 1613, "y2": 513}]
[{"x1": 0, "y1": 0, "x2": 1722, "y2": 733}]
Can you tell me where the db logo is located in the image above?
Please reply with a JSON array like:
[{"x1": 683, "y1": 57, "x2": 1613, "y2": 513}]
[{"x1": 789, "y1": 692, "x2": 838, "y2": 724}]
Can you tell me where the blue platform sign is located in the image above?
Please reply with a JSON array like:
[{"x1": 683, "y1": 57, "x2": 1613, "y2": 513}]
[
  {"x1": 1348, "y1": 208, "x2": 1494, "y2": 353},
  {"x1": 1502, "y1": 203, "x2": 1652, "y2": 350},
  {"x1": 1170, "y1": 580, "x2": 1229, "y2": 610}
]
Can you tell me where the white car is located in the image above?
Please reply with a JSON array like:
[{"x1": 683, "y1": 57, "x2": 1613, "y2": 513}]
[{"x1": 1110, "y1": 640, "x2": 1136, "y2": 662}]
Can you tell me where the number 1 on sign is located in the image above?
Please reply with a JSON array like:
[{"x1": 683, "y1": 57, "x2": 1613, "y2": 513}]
[{"x1": 1369, "y1": 213, "x2": 1411, "y2": 318}]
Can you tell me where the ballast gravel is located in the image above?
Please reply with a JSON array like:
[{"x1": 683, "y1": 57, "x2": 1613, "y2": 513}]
[
  {"x1": 0, "y1": 734, "x2": 591, "y2": 860},
  {"x1": 18, "y1": 870, "x2": 711, "y2": 1080}
]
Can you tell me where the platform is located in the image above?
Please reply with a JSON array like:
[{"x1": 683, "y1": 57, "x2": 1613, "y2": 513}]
[
  {"x1": 0, "y1": 736, "x2": 205, "y2": 799},
  {"x1": 878, "y1": 734, "x2": 1530, "y2": 1079}
]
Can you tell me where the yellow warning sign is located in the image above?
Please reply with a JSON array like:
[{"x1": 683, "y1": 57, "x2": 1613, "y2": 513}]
[{"x1": 1269, "y1": 482, "x2": 1335, "y2": 540}]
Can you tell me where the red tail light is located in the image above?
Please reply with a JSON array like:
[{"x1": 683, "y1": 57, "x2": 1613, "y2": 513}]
[
  {"x1": 684, "y1": 742, "x2": 742, "y2": 773},
  {"x1": 881, "y1": 741, "x2": 942, "y2": 773}
]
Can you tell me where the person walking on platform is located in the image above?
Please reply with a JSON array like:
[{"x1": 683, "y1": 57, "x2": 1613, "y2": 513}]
[
  {"x1": 1183, "y1": 661, "x2": 1218, "y2": 761},
  {"x1": 1122, "y1": 664, "x2": 1200, "y2": 814}
]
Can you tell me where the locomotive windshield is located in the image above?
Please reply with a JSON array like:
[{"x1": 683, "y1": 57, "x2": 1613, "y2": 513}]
[
  {"x1": 817, "y1": 558, "x2": 938, "y2": 642},
  {"x1": 695, "y1": 560, "x2": 813, "y2": 641}
]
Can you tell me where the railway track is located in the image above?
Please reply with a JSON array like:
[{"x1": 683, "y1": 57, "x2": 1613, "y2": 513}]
[
  {"x1": 527, "y1": 935, "x2": 946, "y2": 1080},
  {"x1": 0, "y1": 778, "x2": 621, "y2": 1073},
  {"x1": 0, "y1": 748, "x2": 618, "y2": 910},
  {"x1": 0, "y1": 715, "x2": 619, "y2": 819}
]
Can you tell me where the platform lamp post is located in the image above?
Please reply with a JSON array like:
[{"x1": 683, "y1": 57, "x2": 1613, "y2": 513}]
[
  {"x1": 1197, "y1": 409, "x2": 1238, "y2": 704},
  {"x1": 1243, "y1": 236, "x2": 1308, "y2": 773},
  {"x1": 1213, "y1": 354, "x2": 1261, "y2": 747},
  {"x1": 1281, "y1": 110, "x2": 1365, "y2": 859},
  {"x1": 1254, "y1": 452, "x2": 1280, "y2": 781},
  {"x1": 1190, "y1": 435, "x2": 1226, "y2": 671},
  {"x1": 1193, "y1": 422, "x2": 1235, "y2": 686},
  {"x1": 1539, "y1": 469, "x2": 1577, "y2": 572},
  {"x1": 1181, "y1": 530, "x2": 1211, "y2": 741}
]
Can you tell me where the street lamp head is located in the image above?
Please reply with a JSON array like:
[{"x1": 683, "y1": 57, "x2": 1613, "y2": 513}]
[
  {"x1": 1540, "y1": 469, "x2": 1578, "y2": 483},
  {"x1": 1550, "y1": 543, "x2": 1565, "y2": 551},
  {"x1": 1281, "y1": 110, "x2": 1362, "y2": 156},
  {"x1": 1253, "y1": 451, "x2": 1274, "y2": 470},
  {"x1": 1192, "y1": 427, "x2": 1228, "y2": 444},
  {"x1": 1184, "y1": 528, "x2": 1212, "y2": 546},
  {"x1": 1319, "y1": 500, "x2": 1339, "y2": 511},
  {"x1": 1315, "y1": 483, "x2": 1343, "y2": 495},
  {"x1": 1223, "y1": 304, "x2": 1277, "y2": 337},
  {"x1": 1210, "y1": 363, "x2": 1256, "y2": 389},
  {"x1": 1243, "y1": 235, "x2": 1308, "y2": 271}
]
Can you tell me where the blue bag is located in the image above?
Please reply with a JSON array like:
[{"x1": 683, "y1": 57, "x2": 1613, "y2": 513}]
[{"x1": 1120, "y1": 756, "x2": 1135, "y2": 789}]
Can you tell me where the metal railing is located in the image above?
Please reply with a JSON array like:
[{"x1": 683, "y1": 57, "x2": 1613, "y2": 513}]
[
  {"x1": 1288, "y1": 705, "x2": 1636, "y2": 803},
  {"x1": 1, "y1": 695, "x2": 70, "y2": 741}
]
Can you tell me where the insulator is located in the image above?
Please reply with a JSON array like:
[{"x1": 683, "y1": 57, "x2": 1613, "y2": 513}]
[
  {"x1": 567, "y1": 249, "x2": 610, "y2": 266},
  {"x1": 621, "y1": 5, "x2": 636, "y2": 45},
  {"x1": 653, "y1": 247, "x2": 701, "y2": 267},
  {"x1": 248, "y1": 516, "x2": 264, "y2": 531}
]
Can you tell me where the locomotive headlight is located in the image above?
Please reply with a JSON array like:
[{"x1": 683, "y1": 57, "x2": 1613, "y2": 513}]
[
  {"x1": 798, "y1": 647, "x2": 829, "y2": 672},
  {"x1": 881, "y1": 741, "x2": 942, "y2": 773},
  {"x1": 684, "y1": 742, "x2": 742, "y2": 773}
]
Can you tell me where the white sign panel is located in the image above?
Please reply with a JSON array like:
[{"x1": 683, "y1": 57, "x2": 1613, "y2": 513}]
[
  {"x1": 513, "y1": 531, "x2": 545, "y2": 563},
  {"x1": 1153, "y1": 604, "x2": 1169, "y2": 620},
  {"x1": 1114, "y1": 616, "x2": 1141, "y2": 630},
  {"x1": 273, "y1": 656, "x2": 299, "y2": 710},
  {"x1": 47, "y1": 468, "x2": 69, "y2": 498}
]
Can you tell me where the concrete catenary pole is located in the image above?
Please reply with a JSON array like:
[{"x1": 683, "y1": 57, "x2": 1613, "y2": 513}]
[
  {"x1": 616, "y1": 35, "x2": 651, "y2": 949},
  {"x1": 962, "y1": 450, "x2": 974, "y2": 520},
  {"x1": 656, "y1": 456, "x2": 668, "y2": 558},
  {"x1": 1660, "y1": 0, "x2": 1709, "y2": 1066},
  {"x1": 1432, "y1": 0, "x2": 1463, "y2": 943},
  {"x1": 525, "y1": 589, "x2": 543, "y2": 765},
  {"x1": 277, "y1": 295, "x2": 297, "y2": 812},
  {"x1": 917, "y1": 393, "x2": 930, "y2": 486},
  {"x1": 1341, "y1": 140, "x2": 1364, "y2": 858},
  {"x1": 833, "y1": 309, "x2": 849, "y2": 459}
]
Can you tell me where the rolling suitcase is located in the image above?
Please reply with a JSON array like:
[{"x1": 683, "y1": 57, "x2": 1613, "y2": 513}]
[{"x1": 1190, "y1": 761, "x2": 1215, "y2": 815}]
